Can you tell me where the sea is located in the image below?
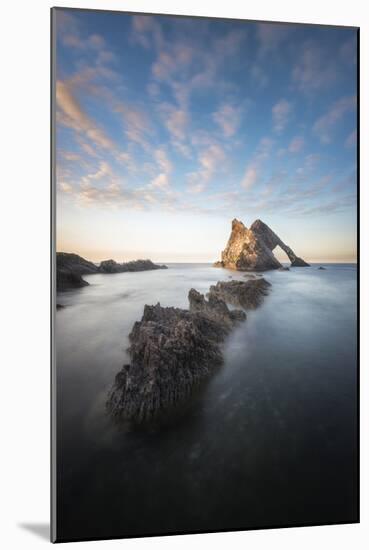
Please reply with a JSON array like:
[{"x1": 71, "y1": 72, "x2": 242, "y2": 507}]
[{"x1": 55, "y1": 262, "x2": 358, "y2": 541}]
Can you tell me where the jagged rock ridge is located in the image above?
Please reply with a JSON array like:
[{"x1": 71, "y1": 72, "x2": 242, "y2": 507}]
[
  {"x1": 106, "y1": 278, "x2": 270, "y2": 424},
  {"x1": 208, "y1": 278, "x2": 271, "y2": 310},
  {"x1": 215, "y1": 218, "x2": 310, "y2": 271}
]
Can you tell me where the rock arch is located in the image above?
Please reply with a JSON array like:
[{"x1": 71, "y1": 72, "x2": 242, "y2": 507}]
[{"x1": 214, "y1": 218, "x2": 310, "y2": 271}]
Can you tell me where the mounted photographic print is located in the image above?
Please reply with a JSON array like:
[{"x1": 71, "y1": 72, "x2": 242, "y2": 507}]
[{"x1": 51, "y1": 7, "x2": 359, "y2": 543}]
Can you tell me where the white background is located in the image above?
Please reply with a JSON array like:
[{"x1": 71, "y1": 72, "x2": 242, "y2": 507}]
[{"x1": 1, "y1": 0, "x2": 368, "y2": 547}]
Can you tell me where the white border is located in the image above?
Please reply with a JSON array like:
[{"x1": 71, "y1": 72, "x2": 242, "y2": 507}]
[{"x1": 1, "y1": 1, "x2": 367, "y2": 548}]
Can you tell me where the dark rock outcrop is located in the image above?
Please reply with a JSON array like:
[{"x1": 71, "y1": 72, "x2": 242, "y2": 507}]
[
  {"x1": 318, "y1": 266, "x2": 326, "y2": 270},
  {"x1": 208, "y1": 278, "x2": 271, "y2": 310},
  {"x1": 56, "y1": 252, "x2": 168, "y2": 292},
  {"x1": 56, "y1": 267, "x2": 90, "y2": 292},
  {"x1": 99, "y1": 258, "x2": 167, "y2": 273},
  {"x1": 106, "y1": 287, "x2": 247, "y2": 424},
  {"x1": 56, "y1": 252, "x2": 99, "y2": 292},
  {"x1": 215, "y1": 218, "x2": 310, "y2": 271},
  {"x1": 57, "y1": 252, "x2": 99, "y2": 275}
]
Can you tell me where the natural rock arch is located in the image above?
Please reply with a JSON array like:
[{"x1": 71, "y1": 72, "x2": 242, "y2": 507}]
[{"x1": 214, "y1": 218, "x2": 310, "y2": 271}]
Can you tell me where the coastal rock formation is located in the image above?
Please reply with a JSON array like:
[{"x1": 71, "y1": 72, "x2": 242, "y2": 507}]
[
  {"x1": 56, "y1": 269, "x2": 89, "y2": 292},
  {"x1": 99, "y1": 258, "x2": 167, "y2": 273},
  {"x1": 106, "y1": 287, "x2": 247, "y2": 424},
  {"x1": 214, "y1": 218, "x2": 309, "y2": 271},
  {"x1": 250, "y1": 219, "x2": 310, "y2": 267},
  {"x1": 208, "y1": 278, "x2": 271, "y2": 310},
  {"x1": 56, "y1": 252, "x2": 99, "y2": 292},
  {"x1": 57, "y1": 252, "x2": 99, "y2": 275},
  {"x1": 56, "y1": 252, "x2": 168, "y2": 292}
]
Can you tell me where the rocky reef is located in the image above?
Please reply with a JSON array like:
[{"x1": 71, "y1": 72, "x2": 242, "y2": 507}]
[
  {"x1": 214, "y1": 218, "x2": 310, "y2": 271},
  {"x1": 107, "y1": 278, "x2": 270, "y2": 424},
  {"x1": 56, "y1": 253, "x2": 99, "y2": 292},
  {"x1": 99, "y1": 258, "x2": 168, "y2": 273},
  {"x1": 56, "y1": 252, "x2": 168, "y2": 292},
  {"x1": 208, "y1": 278, "x2": 271, "y2": 310}
]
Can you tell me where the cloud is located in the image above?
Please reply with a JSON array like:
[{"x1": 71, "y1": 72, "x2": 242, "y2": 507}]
[
  {"x1": 82, "y1": 160, "x2": 113, "y2": 182},
  {"x1": 131, "y1": 15, "x2": 163, "y2": 50},
  {"x1": 288, "y1": 136, "x2": 304, "y2": 153},
  {"x1": 292, "y1": 42, "x2": 337, "y2": 93},
  {"x1": 272, "y1": 99, "x2": 292, "y2": 133},
  {"x1": 150, "y1": 173, "x2": 169, "y2": 189},
  {"x1": 152, "y1": 44, "x2": 194, "y2": 81},
  {"x1": 250, "y1": 64, "x2": 268, "y2": 88},
  {"x1": 148, "y1": 148, "x2": 173, "y2": 191},
  {"x1": 213, "y1": 103, "x2": 242, "y2": 138},
  {"x1": 62, "y1": 32, "x2": 106, "y2": 51},
  {"x1": 187, "y1": 143, "x2": 226, "y2": 193},
  {"x1": 242, "y1": 166, "x2": 258, "y2": 189},
  {"x1": 345, "y1": 129, "x2": 357, "y2": 148},
  {"x1": 257, "y1": 23, "x2": 291, "y2": 57},
  {"x1": 241, "y1": 137, "x2": 273, "y2": 189},
  {"x1": 56, "y1": 80, "x2": 114, "y2": 150},
  {"x1": 155, "y1": 148, "x2": 172, "y2": 174},
  {"x1": 115, "y1": 102, "x2": 152, "y2": 150},
  {"x1": 313, "y1": 95, "x2": 356, "y2": 144},
  {"x1": 294, "y1": 153, "x2": 321, "y2": 182},
  {"x1": 57, "y1": 11, "x2": 117, "y2": 67},
  {"x1": 340, "y1": 37, "x2": 357, "y2": 65},
  {"x1": 58, "y1": 181, "x2": 74, "y2": 193},
  {"x1": 158, "y1": 102, "x2": 189, "y2": 147}
]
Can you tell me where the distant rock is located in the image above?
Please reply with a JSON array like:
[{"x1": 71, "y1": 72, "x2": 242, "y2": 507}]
[
  {"x1": 106, "y1": 287, "x2": 246, "y2": 424},
  {"x1": 56, "y1": 253, "x2": 168, "y2": 292},
  {"x1": 56, "y1": 303, "x2": 65, "y2": 310},
  {"x1": 278, "y1": 266, "x2": 290, "y2": 271},
  {"x1": 99, "y1": 258, "x2": 168, "y2": 273},
  {"x1": 318, "y1": 266, "x2": 326, "y2": 270},
  {"x1": 56, "y1": 252, "x2": 98, "y2": 292},
  {"x1": 56, "y1": 268, "x2": 89, "y2": 292},
  {"x1": 208, "y1": 278, "x2": 271, "y2": 310},
  {"x1": 57, "y1": 252, "x2": 99, "y2": 275},
  {"x1": 215, "y1": 218, "x2": 310, "y2": 271}
]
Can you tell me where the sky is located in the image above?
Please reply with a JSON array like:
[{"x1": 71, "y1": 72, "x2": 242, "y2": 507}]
[{"x1": 55, "y1": 9, "x2": 358, "y2": 263}]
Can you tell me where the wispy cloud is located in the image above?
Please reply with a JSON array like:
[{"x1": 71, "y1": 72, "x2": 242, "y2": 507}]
[
  {"x1": 187, "y1": 143, "x2": 226, "y2": 193},
  {"x1": 313, "y1": 95, "x2": 356, "y2": 144},
  {"x1": 345, "y1": 129, "x2": 357, "y2": 148},
  {"x1": 149, "y1": 148, "x2": 173, "y2": 190},
  {"x1": 272, "y1": 99, "x2": 292, "y2": 133},
  {"x1": 241, "y1": 137, "x2": 273, "y2": 189},
  {"x1": 57, "y1": 11, "x2": 117, "y2": 67},
  {"x1": 56, "y1": 80, "x2": 114, "y2": 150},
  {"x1": 257, "y1": 23, "x2": 291, "y2": 57},
  {"x1": 288, "y1": 136, "x2": 304, "y2": 153},
  {"x1": 213, "y1": 103, "x2": 242, "y2": 138},
  {"x1": 115, "y1": 102, "x2": 152, "y2": 150},
  {"x1": 242, "y1": 166, "x2": 258, "y2": 189},
  {"x1": 292, "y1": 42, "x2": 337, "y2": 93}
]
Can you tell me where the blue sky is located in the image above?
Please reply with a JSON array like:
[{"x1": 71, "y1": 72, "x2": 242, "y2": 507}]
[{"x1": 55, "y1": 9, "x2": 357, "y2": 262}]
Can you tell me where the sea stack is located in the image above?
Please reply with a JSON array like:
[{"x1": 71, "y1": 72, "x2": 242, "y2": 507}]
[{"x1": 214, "y1": 218, "x2": 310, "y2": 271}]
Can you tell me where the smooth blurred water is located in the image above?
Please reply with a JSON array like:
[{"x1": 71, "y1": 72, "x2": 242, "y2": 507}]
[{"x1": 55, "y1": 263, "x2": 358, "y2": 541}]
